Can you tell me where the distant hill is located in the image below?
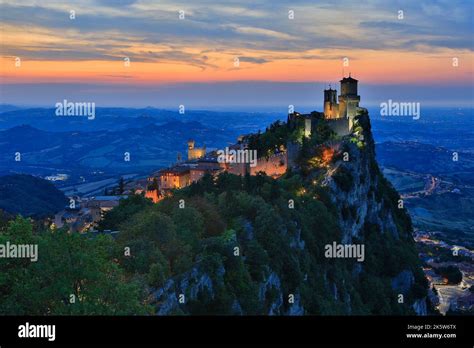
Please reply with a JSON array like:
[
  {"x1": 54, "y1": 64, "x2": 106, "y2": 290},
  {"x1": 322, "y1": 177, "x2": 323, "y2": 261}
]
[
  {"x1": 0, "y1": 107, "x2": 281, "y2": 133},
  {"x1": 377, "y1": 141, "x2": 474, "y2": 244},
  {"x1": 0, "y1": 104, "x2": 22, "y2": 113},
  {"x1": 377, "y1": 141, "x2": 474, "y2": 178},
  {"x1": 0, "y1": 107, "x2": 286, "y2": 175},
  {"x1": 0, "y1": 122, "x2": 231, "y2": 174},
  {"x1": 0, "y1": 174, "x2": 68, "y2": 217}
]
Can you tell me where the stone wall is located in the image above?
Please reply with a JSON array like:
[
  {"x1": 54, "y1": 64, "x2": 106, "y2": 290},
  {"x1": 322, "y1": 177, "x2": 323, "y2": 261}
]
[
  {"x1": 250, "y1": 152, "x2": 287, "y2": 178},
  {"x1": 326, "y1": 117, "x2": 350, "y2": 136}
]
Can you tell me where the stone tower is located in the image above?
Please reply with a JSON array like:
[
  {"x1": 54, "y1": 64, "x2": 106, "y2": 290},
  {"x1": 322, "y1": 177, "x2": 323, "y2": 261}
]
[
  {"x1": 324, "y1": 87, "x2": 339, "y2": 119},
  {"x1": 338, "y1": 75, "x2": 360, "y2": 129}
]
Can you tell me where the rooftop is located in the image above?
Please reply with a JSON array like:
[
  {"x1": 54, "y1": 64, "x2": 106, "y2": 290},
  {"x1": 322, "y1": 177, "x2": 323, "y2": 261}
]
[
  {"x1": 340, "y1": 76, "x2": 358, "y2": 83},
  {"x1": 159, "y1": 165, "x2": 191, "y2": 175},
  {"x1": 92, "y1": 195, "x2": 127, "y2": 201},
  {"x1": 191, "y1": 164, "x2": 221, "y2": 172}
]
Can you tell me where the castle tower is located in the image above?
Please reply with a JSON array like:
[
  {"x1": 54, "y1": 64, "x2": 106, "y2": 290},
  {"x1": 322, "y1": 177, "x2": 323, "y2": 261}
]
[
  {"x1": 324, "y1": 87, "x2": 339, "y2": 119},
  {"x1": 338, "y1": 75, "x2": 360, "y2": 129},
  {"x1": 187, "y1": 139, "x2": 206, "y2": 160}
]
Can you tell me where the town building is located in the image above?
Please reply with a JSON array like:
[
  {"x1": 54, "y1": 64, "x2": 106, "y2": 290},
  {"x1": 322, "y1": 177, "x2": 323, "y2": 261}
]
[
  {"x1": 54, "y1": 195, "x2": 127, "y2": 232},
  {"x1": 157, "y1": 165, "x2": 191, "y2": 190}
]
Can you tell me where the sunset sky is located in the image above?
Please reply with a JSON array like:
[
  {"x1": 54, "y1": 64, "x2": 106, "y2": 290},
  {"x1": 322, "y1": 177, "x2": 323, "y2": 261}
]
[{"x1": 1, "y1": 0, "x2": 473, "y2": 108}]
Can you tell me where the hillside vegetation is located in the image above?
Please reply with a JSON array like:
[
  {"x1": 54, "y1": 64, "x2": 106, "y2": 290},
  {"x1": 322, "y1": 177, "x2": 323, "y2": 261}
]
[
  {"x1": 0, "y1": 112, "x2": 428, "y2": 315},
  {"x1": 0, "y1": 174, "x2": 67, "y2": 217}
]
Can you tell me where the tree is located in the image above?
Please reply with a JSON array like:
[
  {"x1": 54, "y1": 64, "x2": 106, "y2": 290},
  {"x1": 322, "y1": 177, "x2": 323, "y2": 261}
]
[
  {"x1": 0, "y1": 217, "x2": 150, "y2": 315},
  {"x1": 98, "y1": 194, "x2": 153, "y2": 231},
  {"x1": 118, "y1": 177, "x2": 125, "y2": 195},
  {"x1": 172, "y1": 207, "x2": 204, "y2": 250},
  {"x1": 117, "y1": 209, "x2": 192, "y2": 275}
]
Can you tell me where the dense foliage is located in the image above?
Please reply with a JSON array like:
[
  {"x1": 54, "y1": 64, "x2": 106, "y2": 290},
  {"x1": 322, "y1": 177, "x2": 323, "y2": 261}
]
[
  {"x1": 0, "y1": 174, "x2": 68, "y2": 217},
  {"x1": 0, "y1": 217, "x2": 149, "y2": 315}
]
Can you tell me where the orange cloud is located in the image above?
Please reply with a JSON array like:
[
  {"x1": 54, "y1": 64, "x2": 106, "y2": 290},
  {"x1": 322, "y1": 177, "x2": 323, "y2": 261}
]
[{"x1": 2, "y1": 48, "x2": 472, "y2": 85}]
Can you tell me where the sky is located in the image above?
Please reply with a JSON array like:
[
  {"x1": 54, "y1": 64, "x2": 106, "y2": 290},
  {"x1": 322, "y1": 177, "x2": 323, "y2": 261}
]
[{"x1": 0, "y1": 0, "x2": 473, "y2": 108}]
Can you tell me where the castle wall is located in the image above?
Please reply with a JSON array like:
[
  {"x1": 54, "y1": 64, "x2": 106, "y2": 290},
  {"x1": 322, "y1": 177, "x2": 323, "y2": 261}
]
[
  {"x1": 324, "y1": 102, "x2": 339, "y2": 119},
  {"x1": 145, "y1": 189, "x2": 161, "y2": 203},
  {"x1": 346, "y1": 99, "x2": 360, "y2": 119},
  {"x1": 341, "y1": 82, "x2": 357, "y2": 96},
  {"x1": 286, "y1": 141, "x2": 300, "y2": 169},
  {"x1": 338, "y1": 98, "x2": 347, "y2": 118},
  {"x1": 304, "y1": 118, "x2": 312, "y2": 138},
  {"x1": 326, "y1": 118, "x2": 350, "y2": 136},
  {"x1": 227, "y1": 162, "x2": 248, "y2": 176},
  {"x1": 159, "y1": 172, "x2": 190, "y2": 189},
  {"x1": 189, "y1": 169, "x2": 206, "y2": 183},
  {"x1": 250, "y1": 152, "x2": 287, "y2": 178}
]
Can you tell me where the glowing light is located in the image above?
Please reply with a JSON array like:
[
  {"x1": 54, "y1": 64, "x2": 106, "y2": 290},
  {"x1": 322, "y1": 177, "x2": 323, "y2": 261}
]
[
  {"x1": 322, "y1": 148, "x2": 335, "y2": 165},
  {"x1": 296, "y1": 188, "x2": 306, "y2": 196}
]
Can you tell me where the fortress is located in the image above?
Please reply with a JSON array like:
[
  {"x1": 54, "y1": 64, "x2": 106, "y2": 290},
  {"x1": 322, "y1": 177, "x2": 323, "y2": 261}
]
[
  {"x1": 323, "y1": 74, "x2": 361, "y2": 135},
  {"x1": 289, "y1": 74, "x2": 363, "y2": 137},
  {"x1": 145, "y1": 75, "x2": 365, "y2": 202}
]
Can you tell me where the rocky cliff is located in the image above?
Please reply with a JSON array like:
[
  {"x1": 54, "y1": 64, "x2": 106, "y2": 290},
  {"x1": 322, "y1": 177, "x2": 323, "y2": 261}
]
[
  {"x1": 113, "y1": 110, "x2": 428, "y2": 315},
  {"x1": 322, "y1": 112, "x2": 428, "y2": 315}
]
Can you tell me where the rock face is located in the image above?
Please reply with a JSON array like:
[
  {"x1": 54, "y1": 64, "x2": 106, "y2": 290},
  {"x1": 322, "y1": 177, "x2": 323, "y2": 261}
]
[
  {"x1": 152, "y1": 265, "x2": 224, "y2": 315},
  {"x1": 412, "y1": 298, "x2": 428, "y2": 316},
  {"x1": 391, "y1": 270, "x2": 415, "y2": 296},
  {"x1": 320, "y1": 112, "x2": 426, "y2": 313},
  {"x1": 323, "y1": 115, "x2": 399, "y2": 243},
  {"x1": 151, "y1": 110, "x2": 427, "y2": 315},
  {"x1": 259, "y1": 271, "x2": 283, "y2": 315},
  {"x1": 152, "y1": 265, "x2": 304, "y2": 315}
]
